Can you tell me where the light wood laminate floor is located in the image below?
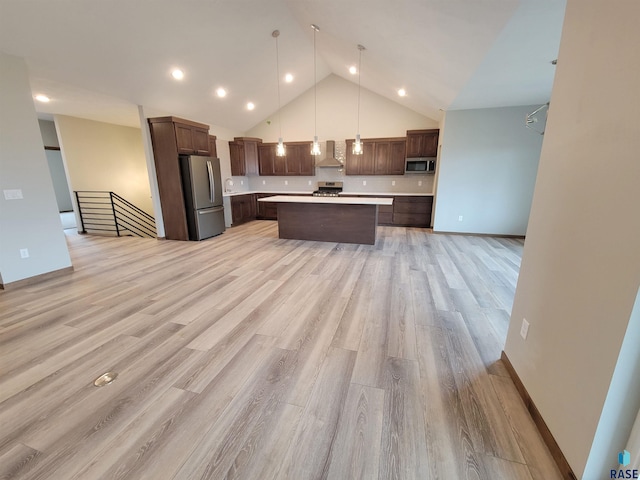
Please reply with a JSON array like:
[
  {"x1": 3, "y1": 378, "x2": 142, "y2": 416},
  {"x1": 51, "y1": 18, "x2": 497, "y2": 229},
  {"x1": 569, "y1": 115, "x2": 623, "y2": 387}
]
[{"x1": 0, "y1": 222, "x2": 563, "y2": 480}]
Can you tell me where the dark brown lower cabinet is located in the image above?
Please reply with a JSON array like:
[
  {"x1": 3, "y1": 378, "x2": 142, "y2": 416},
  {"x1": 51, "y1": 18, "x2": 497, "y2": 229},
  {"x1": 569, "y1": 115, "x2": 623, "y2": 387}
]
[
  {"x1": 254, "y1": 193, "x2": 313, "y2": 220},
  {"x1": 378, "y1": 204, "x2": 394, "y2": 225},
  {"x1": 255, "y1": 193, "x2": 278, "y2": 220},
  {"x1": 344, "y1": 195, "x2": 433, "y2": 227},
  {"x1": 392, "y1": 196, "x2": 433, "y2": 227},
  {"x1": 230, "y1": 194, "x2": 256, "y2": 226},
  {"x1": 232, "y1": 193, "x2": 433, "y2": 228}
]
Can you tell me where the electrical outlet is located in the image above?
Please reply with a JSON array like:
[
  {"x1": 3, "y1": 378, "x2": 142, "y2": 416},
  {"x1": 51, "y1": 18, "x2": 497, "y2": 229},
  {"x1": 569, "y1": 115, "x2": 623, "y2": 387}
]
[
  {"x1": 392, "y1": 180, "x2": 396, "y2": 186},
  {"x1": 262, "y1": 180, "x2": 266, "y2": 185},
  {"x1": 20, "y1": 248, "x2": 29, "y2": 258},
  {"x1": 308, "y1": 180, "x2": 312, "y2": 186},
  {"x1": 363, "y1": 180, "x2": 367, "y2": 186},
  {"x1": 240, "y1": 180, "x2": 244, "y2": 185},
  {"x1": 520, "y1": 318, "x2": 530, "y2": 340},
  {"x1": 284, "y1": 180, "x2": 288, "y2": 185},
  {"x1": 458, "y1": 215, "x2": 463, "y2": 222},
  {"x1": 418, "y1": 180, "x2": 422, "y2": 186}
]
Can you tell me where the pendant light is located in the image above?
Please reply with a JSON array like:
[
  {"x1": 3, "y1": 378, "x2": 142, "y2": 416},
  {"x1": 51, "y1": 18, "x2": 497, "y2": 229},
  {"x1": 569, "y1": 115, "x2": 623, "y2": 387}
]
[
  {"x1": 272, "y1": 30, "x2": 286, "y2": 157},
  {"x1": 310, "y1": 24, "x2": 321, "y2": 156},
  {"x1": 352, "y1": 44, "x2": 365, "y2": 155}
]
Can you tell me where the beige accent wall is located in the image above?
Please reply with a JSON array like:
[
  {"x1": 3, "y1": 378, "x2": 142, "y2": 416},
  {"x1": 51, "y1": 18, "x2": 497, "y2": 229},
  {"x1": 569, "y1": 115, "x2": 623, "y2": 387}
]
[
  {"x1": 55, "y1": 115, "x2": 153, "y2": 215},
  {"x1": 503, "y1": 1, "x2": 640, "y2": 478},
  {"x1": 246, "y1": 74, "x2": 438, "y2": 142}
]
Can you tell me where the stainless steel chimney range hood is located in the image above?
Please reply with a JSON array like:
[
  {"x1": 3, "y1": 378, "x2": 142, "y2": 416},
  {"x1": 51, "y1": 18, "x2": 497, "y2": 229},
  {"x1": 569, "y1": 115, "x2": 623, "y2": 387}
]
[{"x1": 316, "y1": 140, "x2": 344, "y2": 168}]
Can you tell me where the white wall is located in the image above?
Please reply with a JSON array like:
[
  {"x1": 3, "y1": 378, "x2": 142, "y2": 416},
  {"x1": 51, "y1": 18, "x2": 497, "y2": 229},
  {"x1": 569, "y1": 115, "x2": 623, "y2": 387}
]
[
  {"x1": 55, "y1": 116, "x2": 154, "y2": 215},
  {"x1": 503, "y1": 1, "x2": 640, "y2": 478},
  {"x1": 246, "y1": 168, "x2": 434, "y2": 196},
  {"x1": 626, "y1": 406, "x2": 640, "y2": 471},
  {"x1": 0, "y1": 52, "x2": 72, "y2": 285},
  {"x1": 433, "y1": 106, "x2": 543, "y2": 235},
  {"x1": 247, "y1": 74, "x2": 438, "y2": 142},
  {"x1": 584, "y1": 286, "x2": 640, "y2": 477}
]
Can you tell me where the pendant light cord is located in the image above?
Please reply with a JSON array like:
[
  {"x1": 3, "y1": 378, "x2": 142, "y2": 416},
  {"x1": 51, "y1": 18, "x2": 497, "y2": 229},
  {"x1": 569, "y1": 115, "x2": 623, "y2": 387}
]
[
  {"x1": 274, "y1": 31, "x2": 282, "y2": 140},
  {"x1": 313, "y1": 26, "x2": 317, "y2": 139},
  {"x1": 356, "y1": 45, "x2": 362, "y2": 136}
]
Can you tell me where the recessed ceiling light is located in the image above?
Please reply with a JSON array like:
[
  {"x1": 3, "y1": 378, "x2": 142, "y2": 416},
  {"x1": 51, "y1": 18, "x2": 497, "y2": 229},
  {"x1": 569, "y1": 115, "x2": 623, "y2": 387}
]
[
  {"x1": 398, "y1": 88, "x2": 407, "y2": 97},
  {"x1": 216, "y1": 87, "x2": 227, "y2": 98},
  {"x1": 247, "y1": 102, "x2": 255, "y2": 110},
  {"x1": 171, "y1": 69, "x2": 184, "y2": 80},
  {"x1": 35, "y1": 94, "x2": 50, "y2": 103},
  {"x1": 349, "y1": 66, "x2": 357, "y2": 75},
  {"x1": 284, "y1": 73, "x2": 293, "y2": 83}
]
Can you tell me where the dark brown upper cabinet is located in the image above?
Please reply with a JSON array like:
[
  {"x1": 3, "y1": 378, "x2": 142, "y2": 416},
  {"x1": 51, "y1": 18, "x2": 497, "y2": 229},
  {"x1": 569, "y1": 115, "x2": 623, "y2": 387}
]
[
  {"x1": 174, "y1": 121, "x2": 210, "y2": 156},
  {"x1": 208, "y1": 135, "x2": 218, "y2": 158},
  {"x1": 147, "y1": 116, "x2": 211, "y2": 241},
  {"x1": 389, "y1": 140, "x2": 407, "y2": 174},
  {"x1": 229, "y1": 137, "x2": 260, "y2": 176},
  {"x1": 406, "y1": 129, "x2": 439, "y2": 157},
  {"x1": 345, "y1": 137, "x2": 407, "y2": 175},
  {"x1": 285, "y1": 142, "x2": 314, "y2": 176},
  {"x1": 258, "y1": 143, "x2": 275, "y2": 176},
  {"x1": 258, "y1": 141, "x2": 313, "y2": 176}
]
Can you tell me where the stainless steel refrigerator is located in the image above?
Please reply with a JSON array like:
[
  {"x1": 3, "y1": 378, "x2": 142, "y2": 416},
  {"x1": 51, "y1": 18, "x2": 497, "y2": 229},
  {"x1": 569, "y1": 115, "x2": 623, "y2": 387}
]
[{"x1": 180, "y1": 155, "x2": 226, "y2": 240}]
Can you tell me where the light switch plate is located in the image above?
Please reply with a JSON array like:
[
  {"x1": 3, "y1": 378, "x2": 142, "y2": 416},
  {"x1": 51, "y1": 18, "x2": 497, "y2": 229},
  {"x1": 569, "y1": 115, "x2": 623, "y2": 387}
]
[
  {"x1": 4, "y1": 189, "x2": 23, "y2": 200},
  {"x1": 20, "y1": 248, "x2": 29, "y2": 258}
]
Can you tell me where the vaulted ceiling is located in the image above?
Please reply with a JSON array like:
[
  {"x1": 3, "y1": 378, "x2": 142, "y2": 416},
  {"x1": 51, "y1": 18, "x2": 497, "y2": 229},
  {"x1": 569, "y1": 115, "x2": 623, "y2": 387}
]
[{"x1": 0, "y1": 0, "x2": 566, "y2": 132}]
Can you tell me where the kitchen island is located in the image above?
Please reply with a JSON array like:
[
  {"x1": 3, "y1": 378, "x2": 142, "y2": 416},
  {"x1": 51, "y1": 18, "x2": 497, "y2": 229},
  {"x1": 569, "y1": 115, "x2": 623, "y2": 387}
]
[{"x1": 258, "y1": 195, "x2": 393, "y2": 245}]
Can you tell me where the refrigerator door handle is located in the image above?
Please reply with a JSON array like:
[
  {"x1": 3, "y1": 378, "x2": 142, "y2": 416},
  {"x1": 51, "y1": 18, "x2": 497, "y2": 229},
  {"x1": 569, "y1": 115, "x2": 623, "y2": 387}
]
[
  {"x1": 198, "y1": 206, "x2": 224, "y2": 215},
  {"x1": 206, "y1": 160, "x2": 215, "y2": 203}
]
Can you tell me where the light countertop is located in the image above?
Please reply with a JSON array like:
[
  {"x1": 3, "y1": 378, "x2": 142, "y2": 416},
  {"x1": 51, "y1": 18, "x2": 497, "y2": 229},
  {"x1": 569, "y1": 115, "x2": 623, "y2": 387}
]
[
  {"x1": 339, "y1": 192, "x2": 434, "y2": 197},
  {"x1": 223, "y1": 190, "x2": 311, "y2": 197},
  {"x1": 258, "y1": 195, "x2": 394, "y2": 205},
  {"x1": 224, "y1": 190, "x2": 433, "y2": 197}
]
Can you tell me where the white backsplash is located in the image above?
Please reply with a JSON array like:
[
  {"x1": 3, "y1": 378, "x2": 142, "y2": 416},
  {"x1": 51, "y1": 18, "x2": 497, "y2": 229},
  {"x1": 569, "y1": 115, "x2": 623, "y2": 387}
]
[{"x1": 247, "y1": 169, "x2": 434, "y2": 194}]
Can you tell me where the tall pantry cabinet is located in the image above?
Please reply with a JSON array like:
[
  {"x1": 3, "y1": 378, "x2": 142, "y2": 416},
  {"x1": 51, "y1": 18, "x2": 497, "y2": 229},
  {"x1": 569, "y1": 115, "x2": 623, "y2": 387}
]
[{"x1": 148, "y1": 116, "x2": 211, "y2": 241}]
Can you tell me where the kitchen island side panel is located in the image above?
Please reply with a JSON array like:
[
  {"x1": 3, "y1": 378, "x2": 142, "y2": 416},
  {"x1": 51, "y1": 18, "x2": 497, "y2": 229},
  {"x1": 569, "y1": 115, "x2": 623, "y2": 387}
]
[{"x1": 277, "y1": 203, "x2": 378, "y2": 245}]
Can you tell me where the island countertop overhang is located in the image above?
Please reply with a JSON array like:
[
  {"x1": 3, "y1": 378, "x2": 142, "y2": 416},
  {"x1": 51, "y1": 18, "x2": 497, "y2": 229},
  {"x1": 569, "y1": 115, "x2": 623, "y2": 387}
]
[{"x1": 257, "y1": 195, "x2": 393, "y2": 206}]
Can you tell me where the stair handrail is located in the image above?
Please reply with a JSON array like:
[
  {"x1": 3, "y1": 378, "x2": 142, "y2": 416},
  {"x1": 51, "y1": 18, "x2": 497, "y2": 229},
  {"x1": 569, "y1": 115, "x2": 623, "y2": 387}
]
[{"x1": 74, "y1": 190, "x2": 156, "y2": 238}]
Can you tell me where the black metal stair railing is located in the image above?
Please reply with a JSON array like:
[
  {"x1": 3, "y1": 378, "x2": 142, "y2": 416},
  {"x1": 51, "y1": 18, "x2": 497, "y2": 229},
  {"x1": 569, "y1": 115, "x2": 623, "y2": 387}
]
[{"x1": 74, "y1": 191, "x2": 156, "y2": 238}]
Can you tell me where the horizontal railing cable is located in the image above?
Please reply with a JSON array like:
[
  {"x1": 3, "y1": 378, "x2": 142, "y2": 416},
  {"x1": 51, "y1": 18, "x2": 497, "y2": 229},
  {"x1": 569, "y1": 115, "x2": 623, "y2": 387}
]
[{"x1": 74, "y1": 190, "x2": 156, "y2": 238}]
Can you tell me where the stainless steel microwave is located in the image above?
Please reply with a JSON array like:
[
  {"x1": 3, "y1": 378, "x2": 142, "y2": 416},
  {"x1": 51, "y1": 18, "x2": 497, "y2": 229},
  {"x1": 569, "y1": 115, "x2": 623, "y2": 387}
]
[{"x1": 405, "y1": 157, "x2": 436, "y2": 174}]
